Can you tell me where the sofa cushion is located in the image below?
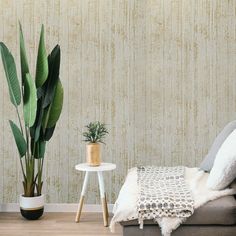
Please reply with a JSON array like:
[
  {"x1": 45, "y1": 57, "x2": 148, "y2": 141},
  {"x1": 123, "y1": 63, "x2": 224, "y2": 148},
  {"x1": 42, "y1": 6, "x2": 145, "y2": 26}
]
[
  {"x1": 200, "y1": 120, "x2": 236, "y2": 172},
  {"x1": 120, "y1": 195, "x2": 236, "y2": 226},
  {"x1": 207, "y1": 129, "x2": 236, "y2": 190}
]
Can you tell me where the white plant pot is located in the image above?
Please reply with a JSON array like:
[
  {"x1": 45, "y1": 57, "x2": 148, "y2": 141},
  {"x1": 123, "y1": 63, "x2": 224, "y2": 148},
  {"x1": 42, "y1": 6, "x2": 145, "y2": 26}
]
[{"x1": 19, "y1": 194, "x2": 44, "y2": 220}]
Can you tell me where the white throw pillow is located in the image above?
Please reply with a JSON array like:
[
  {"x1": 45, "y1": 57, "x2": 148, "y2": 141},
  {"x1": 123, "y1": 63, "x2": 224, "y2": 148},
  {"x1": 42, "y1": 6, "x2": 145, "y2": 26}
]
[{"x1": 207, "y1": 129, "x2": 236, "y2": 190}]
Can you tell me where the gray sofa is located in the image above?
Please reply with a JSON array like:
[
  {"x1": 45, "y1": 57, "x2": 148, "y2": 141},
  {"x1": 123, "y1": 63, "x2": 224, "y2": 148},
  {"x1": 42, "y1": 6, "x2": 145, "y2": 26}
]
[
  {"x1": 121, "y1": 195, "x2": 236, "y2": 236},
  {"x1": 121, "y1": 121, "x2": 236, "y2": 236}
]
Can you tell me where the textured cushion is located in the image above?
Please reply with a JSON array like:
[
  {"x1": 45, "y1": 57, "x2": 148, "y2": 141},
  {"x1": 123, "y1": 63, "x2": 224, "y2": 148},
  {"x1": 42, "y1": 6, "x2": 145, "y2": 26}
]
[
  {"x1": 200, "y1": 120, "x2": 236, "y2": 172},
  {"x1": 120, "y1": 196, "x2": 236, "y2": 226},
  {"x1": 207, "y1": 129, "x2": 236, "y2": 190}
]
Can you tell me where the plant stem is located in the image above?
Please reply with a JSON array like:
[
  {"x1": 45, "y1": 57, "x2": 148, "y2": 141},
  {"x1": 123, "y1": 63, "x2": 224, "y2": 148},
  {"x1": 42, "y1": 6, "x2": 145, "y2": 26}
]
[
  {"x1": 37, "y1": 158, "x2": 44, "y2": 195},
  {"x1": 15, "y1": 107, "x2": 24, "y2": 135},
  {"x1": 25, "y1": 126, "x2": 29, "y2": 162},
  {"x1": 38, "y1": 158, "x2": 41, "y2": 195},
  {"x1": 15, "y1": 106, "x2": 30, "y2": 195},
  {"x1": 19, "y1": 156, "x2": 26, "y2": 179}
]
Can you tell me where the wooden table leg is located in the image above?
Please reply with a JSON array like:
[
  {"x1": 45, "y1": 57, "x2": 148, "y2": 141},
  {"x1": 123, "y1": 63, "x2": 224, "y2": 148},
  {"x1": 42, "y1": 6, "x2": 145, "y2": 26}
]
[
  {"x1": 75, "y1": 172, "x2": 89, "y2": 222},
  {"x1": 101, "y1": 196, "x2": 109, "y2": 227},
  {"x1": 97, "y1": 171, "x2": 109, "y2": 227},
  {"x1": 75, "y1": 196, "x2": 84, "y2": 222},
  {"x1": 104, "y1": 194, "x2": 109, "y2": 222}
]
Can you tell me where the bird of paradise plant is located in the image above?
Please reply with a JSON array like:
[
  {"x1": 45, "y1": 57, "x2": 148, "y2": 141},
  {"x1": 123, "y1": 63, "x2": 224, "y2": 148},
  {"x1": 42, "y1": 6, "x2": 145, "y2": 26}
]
[{"x1": 0, "y1": 23, "x2": 63, "y2": 197}]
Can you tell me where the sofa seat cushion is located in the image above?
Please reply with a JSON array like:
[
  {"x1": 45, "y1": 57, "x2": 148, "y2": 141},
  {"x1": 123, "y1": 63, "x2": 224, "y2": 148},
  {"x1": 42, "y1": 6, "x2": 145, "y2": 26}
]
[{"x1": 120, "y1": 195, "x2": 236, "y2": 226}]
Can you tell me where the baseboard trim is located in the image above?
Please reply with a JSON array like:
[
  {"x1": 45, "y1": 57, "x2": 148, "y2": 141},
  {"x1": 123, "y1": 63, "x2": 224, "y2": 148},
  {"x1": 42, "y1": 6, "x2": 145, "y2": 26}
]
[{"x1": 0, "y1": 203, "x2": 114, "y2": 213}]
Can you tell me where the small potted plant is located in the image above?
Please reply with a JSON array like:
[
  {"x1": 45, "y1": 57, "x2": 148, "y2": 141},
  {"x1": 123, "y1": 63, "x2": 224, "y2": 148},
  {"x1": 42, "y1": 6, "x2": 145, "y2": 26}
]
[
  {"x1": 0, "y1": 23, "x2": 63, "y2": 220},
  {"x1": 83, "y1": 122, "x2": 108, "y2": 166}
]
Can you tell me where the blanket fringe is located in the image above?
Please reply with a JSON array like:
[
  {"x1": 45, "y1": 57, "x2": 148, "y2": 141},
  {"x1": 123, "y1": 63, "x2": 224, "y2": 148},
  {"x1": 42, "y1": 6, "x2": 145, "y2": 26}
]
[
  {"x1": 109, "y1": 219, "x2": 115, "y2": 233},
  {"x1": 138, "y1": 218, "x2": 144, "y2": 229}
]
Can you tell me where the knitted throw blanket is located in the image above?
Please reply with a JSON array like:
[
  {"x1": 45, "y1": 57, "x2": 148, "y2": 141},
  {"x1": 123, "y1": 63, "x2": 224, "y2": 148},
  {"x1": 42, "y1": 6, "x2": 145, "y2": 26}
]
[{"x1": 137, "y1": 166, "x2": 194, "y2": 228}]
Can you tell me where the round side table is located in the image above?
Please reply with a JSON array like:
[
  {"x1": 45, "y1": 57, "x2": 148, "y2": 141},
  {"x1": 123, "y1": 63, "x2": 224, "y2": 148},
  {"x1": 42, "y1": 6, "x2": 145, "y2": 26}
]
[{"x1": 75, "y1": 162, "x2": 116, "y2": 227}]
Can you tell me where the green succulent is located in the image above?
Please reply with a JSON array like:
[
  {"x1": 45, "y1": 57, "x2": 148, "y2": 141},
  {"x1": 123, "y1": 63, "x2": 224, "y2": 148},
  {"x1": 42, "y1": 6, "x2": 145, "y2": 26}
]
[
  {"x1": 0, "y1": 23, "x2": 63, "y2": 197},
  {"x1": 83, "y1": 122, "x2": 108, "y2": 144}
]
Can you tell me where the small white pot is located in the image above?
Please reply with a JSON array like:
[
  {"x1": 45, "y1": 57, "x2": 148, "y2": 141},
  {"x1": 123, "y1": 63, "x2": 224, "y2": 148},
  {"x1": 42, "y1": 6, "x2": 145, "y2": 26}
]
[{"x1": 19, "y1": 194, "x2": 44, "y2": 220}]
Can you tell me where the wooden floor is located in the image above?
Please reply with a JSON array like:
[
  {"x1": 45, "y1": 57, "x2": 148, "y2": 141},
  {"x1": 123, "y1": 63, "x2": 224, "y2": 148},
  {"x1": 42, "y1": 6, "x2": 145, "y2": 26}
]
[{"x1": 0, "y1": 213, "x2": 122, "y2": 236}]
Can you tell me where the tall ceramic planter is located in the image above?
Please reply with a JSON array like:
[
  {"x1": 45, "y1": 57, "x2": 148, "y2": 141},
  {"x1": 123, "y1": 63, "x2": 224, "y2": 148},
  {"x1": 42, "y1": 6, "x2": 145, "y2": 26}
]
[
  {"x1": 19, "y1": 194, "x2": 44, "y2": 220},
  {"x1": 86, "y1": 143, "x2": 101, "y2": 166}
]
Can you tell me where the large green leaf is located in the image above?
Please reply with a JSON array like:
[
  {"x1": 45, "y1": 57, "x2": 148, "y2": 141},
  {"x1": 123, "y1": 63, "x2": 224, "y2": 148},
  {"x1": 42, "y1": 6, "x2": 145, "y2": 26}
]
[
  {"x1": 44, "y1": 125, "x2": 56, "y2": 141},
  {"x1": 46, "y1": 80, "x2": 63, "y2": 128},
  {"x1": 34, "y1": 141, "x2": 46, "y2": 159},
  {"x1": 9, "y1": 120, "x2": 27, "y2": 157},
  {"x1": 39, "y1": 141, "x2": 46, "y2": 158},
  {"x1": 30, "y1": 98, "x2": 44, "y2": 142},
  {"x1": 19, "y1": 22, "x2": 29, "y2": 85},
  {"x1": 43, "y1": 45, "x2": 60, "y2": 108},
  {"x1": 42, "y1": 80, "x2": 63, "y2": 129},
  {"x1": 23, "y1": 73, "x2": 37, "y2": 127},
  {"x1": 35, "y1": 25, "x2": 48, "y2": 88},
  {"x1": 0, "y1": 42, "x2": 21, "y2": 106}
]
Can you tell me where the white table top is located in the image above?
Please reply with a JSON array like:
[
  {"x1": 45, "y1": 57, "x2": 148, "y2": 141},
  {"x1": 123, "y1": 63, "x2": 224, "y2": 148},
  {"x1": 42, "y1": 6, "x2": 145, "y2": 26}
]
[{"x1": 75, "y1": 163, "x2": 116, "y2": 172}]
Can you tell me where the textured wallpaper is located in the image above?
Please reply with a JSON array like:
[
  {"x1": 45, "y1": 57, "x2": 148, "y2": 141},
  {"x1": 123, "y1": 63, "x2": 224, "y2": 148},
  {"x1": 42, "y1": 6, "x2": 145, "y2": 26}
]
[{"x1": 0, "y1": 0, "x2": 235, "y2": 204}]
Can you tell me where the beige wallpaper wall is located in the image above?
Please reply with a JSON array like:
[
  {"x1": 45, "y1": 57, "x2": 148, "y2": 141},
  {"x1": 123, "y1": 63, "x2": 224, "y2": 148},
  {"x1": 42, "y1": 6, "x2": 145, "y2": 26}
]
[{"x1": 0, "y1": 0, "x2": 235, "y2": 204}]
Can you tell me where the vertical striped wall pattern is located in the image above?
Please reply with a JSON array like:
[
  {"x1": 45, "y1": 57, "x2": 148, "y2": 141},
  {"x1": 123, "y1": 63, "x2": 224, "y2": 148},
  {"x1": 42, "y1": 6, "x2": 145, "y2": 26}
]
[{"x1": 0, "y1": 0, "x2": 235, "y2": 204}]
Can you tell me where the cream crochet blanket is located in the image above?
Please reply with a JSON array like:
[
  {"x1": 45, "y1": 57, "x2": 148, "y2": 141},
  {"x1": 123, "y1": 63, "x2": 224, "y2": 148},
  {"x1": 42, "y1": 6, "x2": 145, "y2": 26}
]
[
  {"x1": 110, "y1": 167, "x2": 236, "y2": 236},
  {"x1": 137, "y1": 166, "x2": 194, "y2": 228}
]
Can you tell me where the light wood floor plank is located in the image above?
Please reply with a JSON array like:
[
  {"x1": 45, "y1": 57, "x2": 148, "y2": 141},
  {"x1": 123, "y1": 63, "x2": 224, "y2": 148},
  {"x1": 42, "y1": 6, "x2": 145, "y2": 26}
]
[{"x1": 0, "y1": 213, "x2": 122, "y2": 236}]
